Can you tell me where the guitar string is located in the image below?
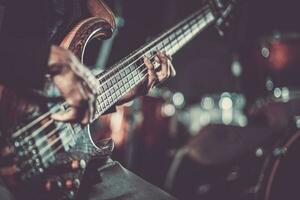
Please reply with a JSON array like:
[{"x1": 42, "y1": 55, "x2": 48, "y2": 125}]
[
  {"x1": 17, "y1": 119, "x2": 54, "y2": 146},
  {"x1": 20, "y1": 125, "x2": 70, "y2": 170},
  {"x1": 19, "y1": 125, "x2": 63, "y2": 158},
  {"x1": 11, "y1": 7, "x2": 212, "y2": 140}
]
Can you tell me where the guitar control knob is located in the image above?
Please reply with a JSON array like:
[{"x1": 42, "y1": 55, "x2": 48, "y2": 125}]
[
  {"x1": 71, "y1": 160, "x2": 80, "y2": 170},
  {"x1": 55, "y1": 180, "x2": 63, "y2": 190},
  {"x1": 45, "y1": 179, "x2": 63, "y2": 192},
  {"x1": 65, "y1": 178, "x2": 81, "y2": 189},
  {"x1": 74, "y1": 179, "x2": 80, "y2": 188},
  {"x1": 45, "y1": 180, "x2": 52, "y2": 192},
  {"x1": 69, "y1": 159, "x2": 86, "y2": 170},
  {"x1": 80, "y1": 159, "x2": 86, "y2": 169},
  {"x1": 67, "y1": 190, "x2": 75, "y2": 199},
  {"x1": 65, "y1": 179, "x2": 73, "y2": 189}
]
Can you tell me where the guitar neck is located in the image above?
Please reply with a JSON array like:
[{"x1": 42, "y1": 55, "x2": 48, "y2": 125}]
[{"x1": 92, "y1": 5, "x2": 215, "y2": 120}]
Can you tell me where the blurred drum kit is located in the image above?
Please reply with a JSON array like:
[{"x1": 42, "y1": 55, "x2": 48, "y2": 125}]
[{"x1": 91, "y1": 32, "x2": 300, "y2": 199}]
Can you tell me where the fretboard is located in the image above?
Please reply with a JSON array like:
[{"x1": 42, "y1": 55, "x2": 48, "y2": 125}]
[{"x1": 92, "y1": 5, "x2": 215, "y2": 120}]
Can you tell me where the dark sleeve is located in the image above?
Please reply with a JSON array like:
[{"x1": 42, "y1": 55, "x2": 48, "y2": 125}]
[{"x1": 0, "y1": 1, "x2": 50, "y2": 89}]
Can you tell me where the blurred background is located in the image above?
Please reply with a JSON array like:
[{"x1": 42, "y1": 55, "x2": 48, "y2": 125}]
[{"x1": 85, "y1": 0, "x2": 300, "y2": 199}]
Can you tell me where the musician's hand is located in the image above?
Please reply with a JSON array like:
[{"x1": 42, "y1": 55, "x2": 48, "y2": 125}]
[
  {"x1": 117, "y1": 51, "x2": 176, "y2": 105},
  {"x1": 48, "y1": 45, "x2": 99, "y2": 125}
]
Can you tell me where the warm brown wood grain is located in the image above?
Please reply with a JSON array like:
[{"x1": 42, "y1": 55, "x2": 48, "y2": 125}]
[{"x1": 87, "y1": 0, "x2": 116, "y2": 29}]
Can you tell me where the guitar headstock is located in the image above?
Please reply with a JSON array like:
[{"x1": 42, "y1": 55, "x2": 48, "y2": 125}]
[{"x1": 206, "y1": 0, "x2": 239, "y2": 36}]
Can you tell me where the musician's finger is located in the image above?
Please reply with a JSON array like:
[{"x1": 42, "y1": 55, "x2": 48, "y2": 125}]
[
  {"x1": 164, "y1": 52, "x2": 176, "y2": 77},
  {"x1": 169, "y1": 60, "x2": 176, "y2": 77},
  {"x1": 144, "y1": 57, "x2": 158, "y2": 89},
  {"x1": 156, "y1": 52, "x2": 169, "y2": 81},
  {"x1": 166, "y1": 54, "x2": 173, "y2": 61}
]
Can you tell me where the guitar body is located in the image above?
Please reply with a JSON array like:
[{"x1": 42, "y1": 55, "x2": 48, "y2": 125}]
[{"x1": 0, "y1": 1, "x2": 115, "y2": 199}]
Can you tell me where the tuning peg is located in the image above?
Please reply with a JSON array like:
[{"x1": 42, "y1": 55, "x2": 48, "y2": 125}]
[
  {"x1": 74, "y1": 178, "x2": 80, "y2": 188},
  {"x1": 71, "y1": 160, "x2": 80, "y2": 170},
  {"x1": 54, "y1": 179, "x2": 63, "y2": 190},
  {"x1": 64, "y1": 178, "x2": 81, "y2": 189},
  {"x1": 65, "y1": 179, "x2": 73, "y2": 189},
  {"x1": 215, "y1": 26, "x2": 224, "y2": 36},
  {"x1": 67, "y1": 190, "x2": 75, "y2": 199},
  {"x1": 71, "y1": 159, "x2": 86, "y2": 170},
  {"x1": 45, "y1": 180, "x2": 52, "y2": 192}
]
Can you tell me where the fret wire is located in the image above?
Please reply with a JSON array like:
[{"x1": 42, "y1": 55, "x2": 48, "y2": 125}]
[
  {"x1": 139, "y1": 7, "x2": 210, "y2": 61},
  {"x1": 100, "y1": 67, "x2": 147, "y2": 111},
  {"x1": 203, "y1": 5, "x2": 209, "y2": 24},
  {"x1": 102, "y1": 68, "x2": 147, "y2": 112},
  {"x1": 94, "y1": 61, "x2": 147, "y2": 117},
  {"x1": 94, "y1": 55, "x2": 155, "y2": 119},
  {"x1": 169, "y1": 12, "x2": 205, "y2": 52},
  {"x1": 155, "y1": 7, "x2": 212, "y2": 55},
  {"x1": 169, "y1": 9, "x2": 214, "y2": 55},
  {"x1": 94, "y1": 70, "x2": 149, "y2": 120}
]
